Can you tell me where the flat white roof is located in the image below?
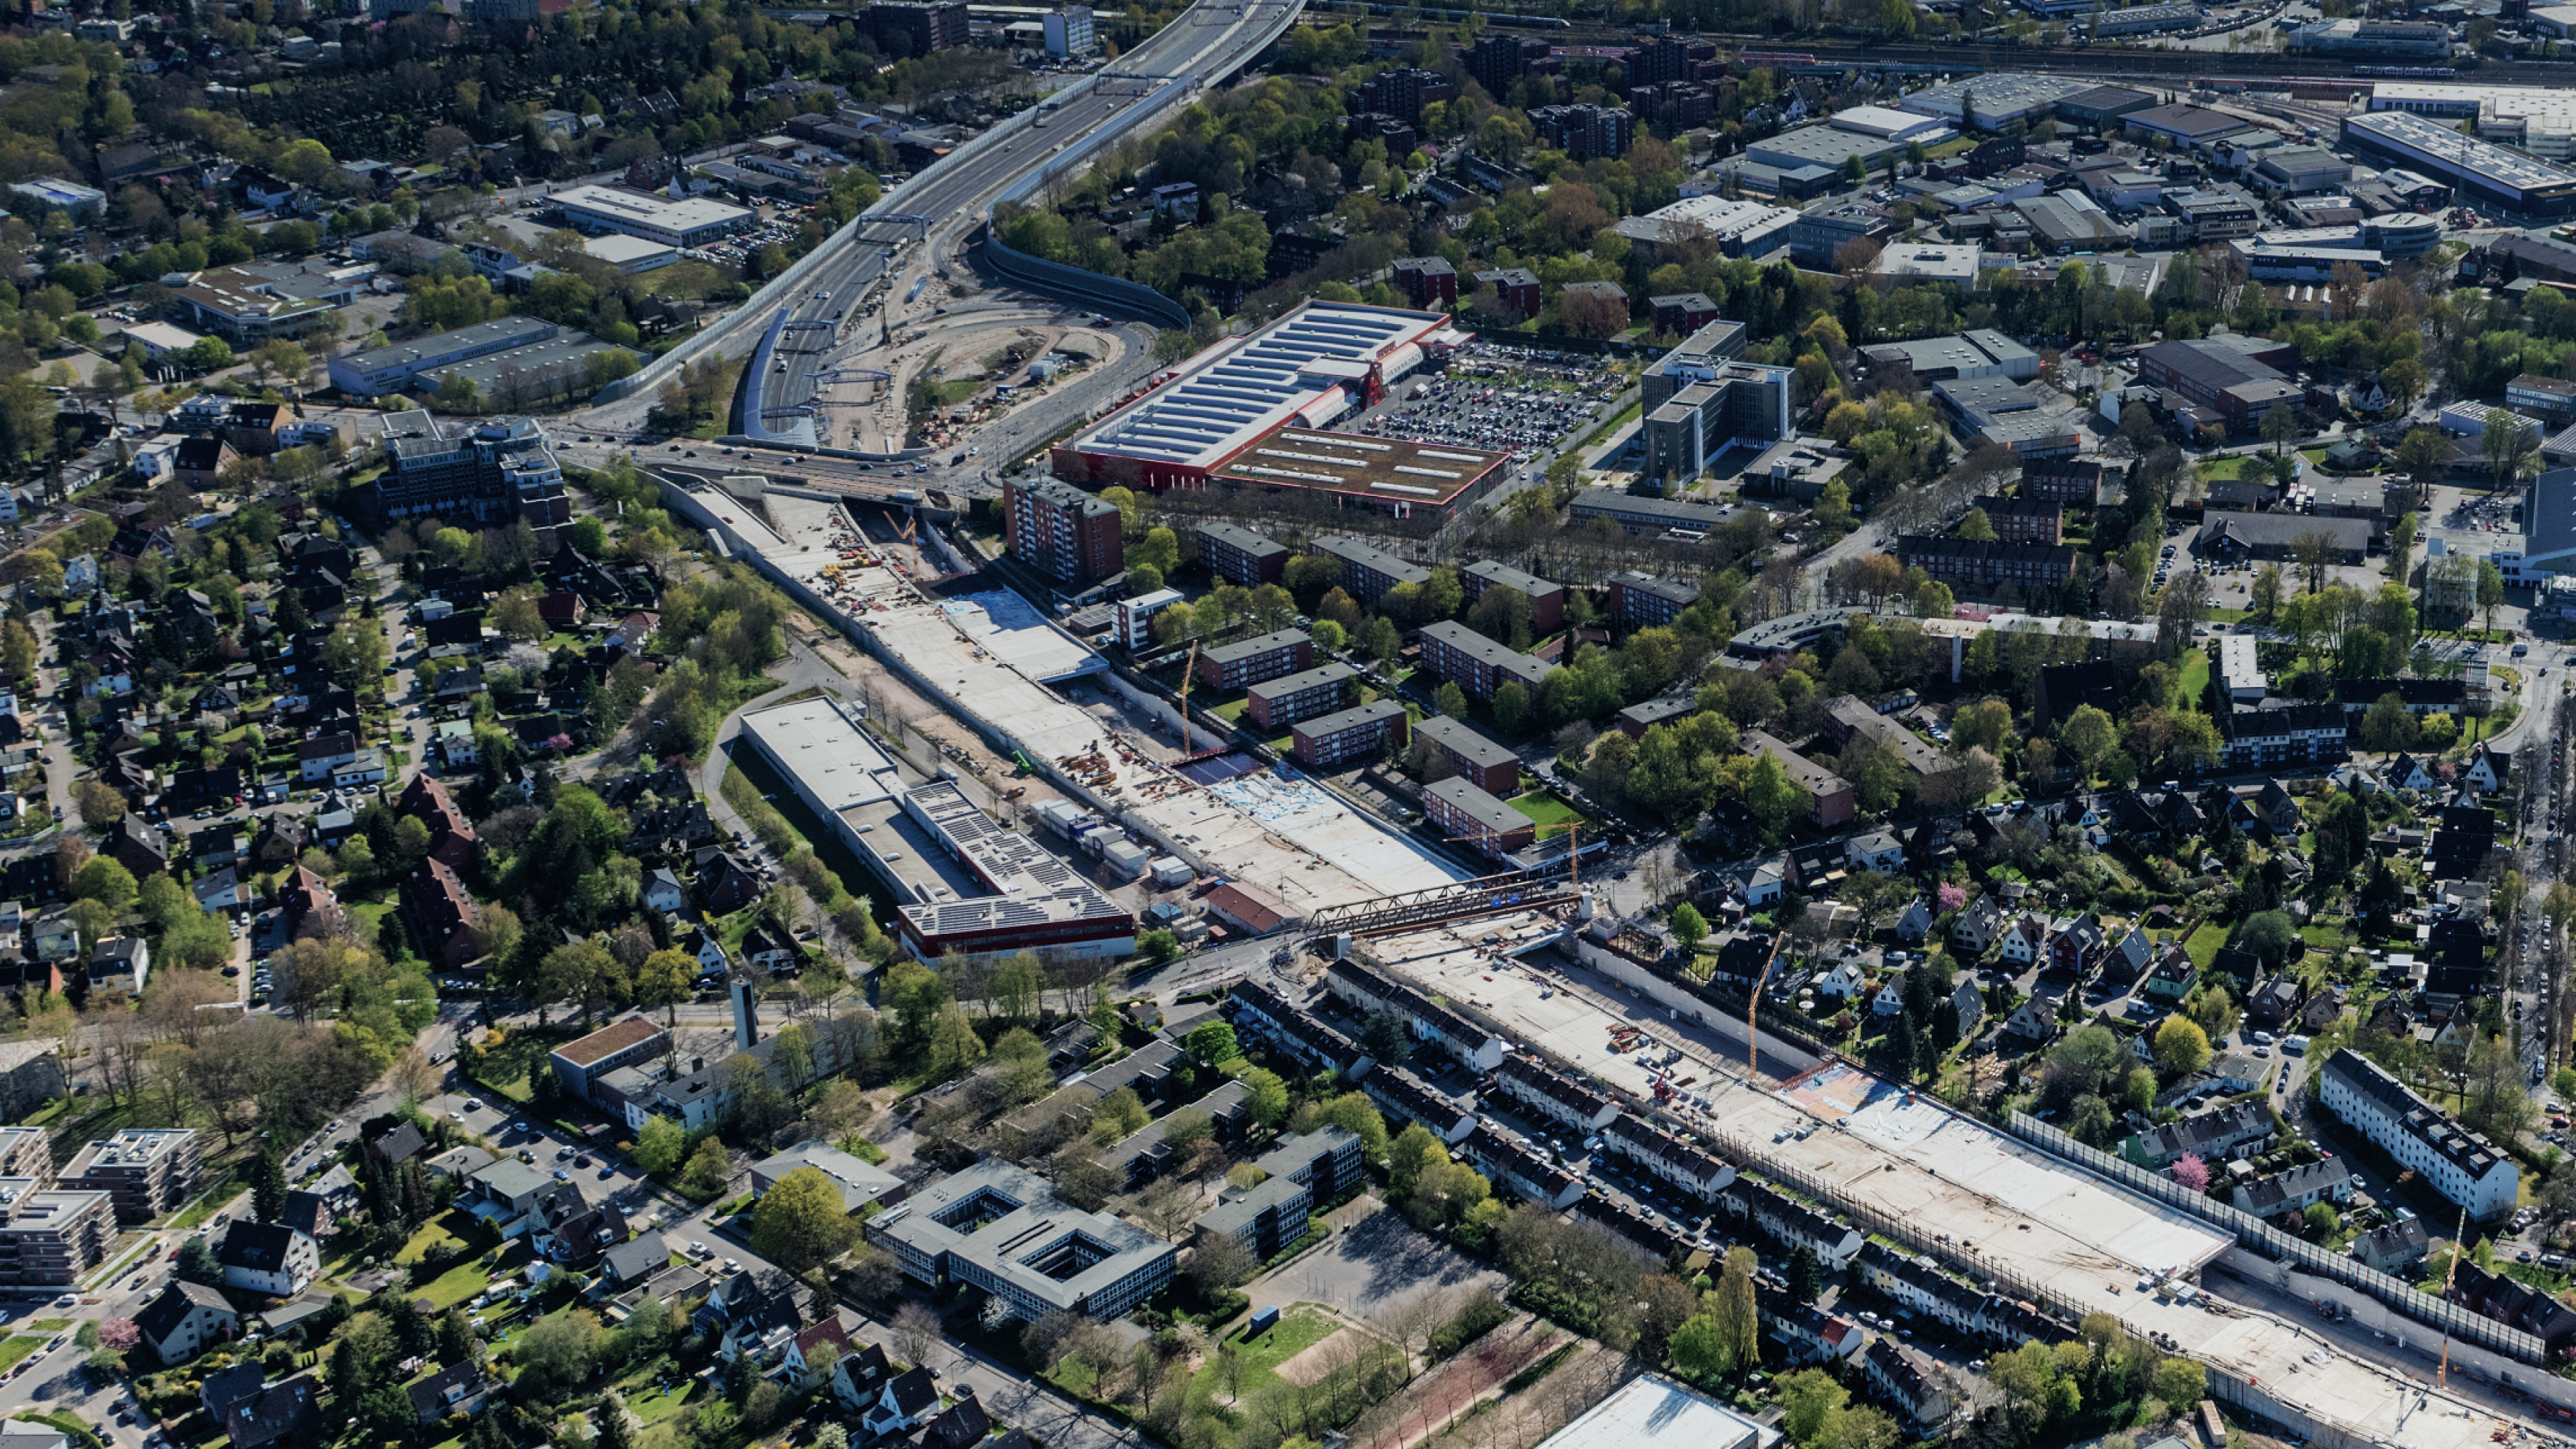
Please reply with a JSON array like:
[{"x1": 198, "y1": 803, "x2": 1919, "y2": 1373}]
[
  {"x1": 554, "y1": 184, "x2": 753, "y2": 232},
  {"x1": 584, "y1": 233, "x2": 677, "y2": 263},
  {"x1": 737, "y1": 696, "x2": 904, "y2": 813},
  {"x1": 1541, "y1": 1376, "x2": 1777, "y2": 1449},
  {"x1": 1071, "y1": 302, "x2": 1463, "y2": 471},
  {"x1": 2347, "y1": 110, "x2": 2576, "y2": 193},
  {"x1": 1831, "y1": 103, "x2": 1948, "y2": 140}
]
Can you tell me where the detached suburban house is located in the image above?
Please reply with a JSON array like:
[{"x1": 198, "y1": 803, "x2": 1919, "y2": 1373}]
[
  {"x1": 216, "y1": 1221, "x2": 320, "y2": 1297},
  {"x1": 136, "y1": 1279, "x2": 236, "y2": 1365}
]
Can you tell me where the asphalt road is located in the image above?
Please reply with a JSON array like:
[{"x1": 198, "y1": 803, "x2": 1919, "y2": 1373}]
[{"x1": 576, "y1": 0, "x2": 1309, "y2": 454}]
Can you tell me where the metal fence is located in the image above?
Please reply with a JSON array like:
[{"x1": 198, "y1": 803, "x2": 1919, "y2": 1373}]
[{"x1": 2005, "y1": 1111, "x2": 2547, "y2": 1365}]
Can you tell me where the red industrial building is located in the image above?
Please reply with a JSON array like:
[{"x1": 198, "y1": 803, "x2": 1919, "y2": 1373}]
[{"x1": 1050, "y1": 303, "x2": 1503, "y2": 522}]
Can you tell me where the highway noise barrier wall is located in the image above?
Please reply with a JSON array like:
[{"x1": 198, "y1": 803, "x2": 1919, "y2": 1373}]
[
  {"x1": 978, "y1": 223, "x2": 1192, "y2": 331},
  {"x1": 2006, "y1": 1109, "x2": 2550, "y2": 1365}
]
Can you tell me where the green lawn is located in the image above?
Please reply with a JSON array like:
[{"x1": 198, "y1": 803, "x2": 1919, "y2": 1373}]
[
  {"x1": 2177, "y1": 650, "x2": 2209, "y2": 708},
  {"x1": 0, "y1": 1339, "x2": 40, "y2": 1375},
  {"x1": 1506, "y1": 791, "x2": 1585, "y2": 839},
  {"x1": 2196, "y1": 455, "x2": 2253, "y2": 482},
  {"x1": 2184, "y1": 922, "x2": 2230, "y2": 971},
  {"x1": 22, "y1": 1322, "x2": 67, "y2": 1335}
]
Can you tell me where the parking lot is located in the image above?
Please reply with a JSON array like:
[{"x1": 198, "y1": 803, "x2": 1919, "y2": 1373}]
[{"x1": 1357, "y1": 352, "x2": 1613, "y2": 463}]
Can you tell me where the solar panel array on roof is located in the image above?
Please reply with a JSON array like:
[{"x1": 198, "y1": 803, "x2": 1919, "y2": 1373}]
[{"x1": 1084, "y1": 306, "x2": 1428, "y2": 469}]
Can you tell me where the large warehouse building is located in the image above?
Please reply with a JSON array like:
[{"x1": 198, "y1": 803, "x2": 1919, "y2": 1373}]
[
  {"x1": 1050, "y1": 301, "x2": 1508, "y2": 520},
  {"x1": 2341, "y1": 110, "x2": 2576, "y2": 217},
  {"x1": 551, "y1": 185, "x2": 756, "y2": 248}
]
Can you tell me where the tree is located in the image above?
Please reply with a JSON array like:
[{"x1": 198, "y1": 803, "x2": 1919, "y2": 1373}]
[
  {"x1": 1958, "y1": 507, "x2": 1997, "y2": 542},
  {"x1": 2230, "y1": 910, "x2": 2300, "y2": 970},
  {"x1": 633, "y1": 1113, "x2": 688, "y2": 1176},
  {"x1": 2250, "y1": 565, "x2": 2283, "y2": 624},
  {"x1": 2262, "y1": 401, "x2": 2301, "y2": 455},
  {"x1": 1188, "y1": 1232, "x2": 1257, "y2": 1297},
  {"x1": 679, "y1": 1136, "x2": 732, "y2": 1199},
  {"x1": 73, "y1": 780, "x2": 127, "y2": 830},
  {"x1": 1670, "y1": 903, "x2": 1707, "y2": 955},
  {"x1": 2152, "y1": 1016, "x2": 2212, "y2": 1077},
  {"x1": 1184, "y1": 1020, "x2": 1239, "y2": 1067},
  {"x1": 2059, "y1": 704, "x2": 2117, "y2": 777},
  {"x1": 1779, "y1": 1370, "x2": 1850, "y2": 1443},
  {"x1": 891, "y1": 1302, "x2": 944, "y2": 1369},
  {"x1": 252, "y1": 1151, "x2": 288, "y2": 1221},
  {"x1": 1787, "y1": 1244, "x2": 1822, "y2": 1304},
  {"x1": 751, "y1": 1166, "x2": 864, "y2": 1272},
  {"x1": 511, "y1": 1311, "x2": 602, "y2": 1396},
  {"x1": 1241, "y1": 1068, "x2": 1289, "y2": 1127},
  {"x1": 177, "y1": 1237, "x2": 220, "y2": 1284},
  {"x1": 2485, "y1": 406, "x2": 2537, "y2": 489}
]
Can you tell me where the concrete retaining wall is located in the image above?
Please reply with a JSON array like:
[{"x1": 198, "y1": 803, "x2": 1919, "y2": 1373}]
[
  {"x1": 981, "y1": 224, "x2": 1192, "y2": 330},
  {"x1": 2218, "y1": 1247, "x2": 2576, "y2": 1415}
]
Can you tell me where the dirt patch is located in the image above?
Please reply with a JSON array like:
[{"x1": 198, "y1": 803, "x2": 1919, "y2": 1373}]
[
  {"x1": 1349, "y1": 1314, "x2": 1565, "y2": 1449},
  {"x1": 1274, "y1": 1324, "x2": 1371, "y2": 1387}
]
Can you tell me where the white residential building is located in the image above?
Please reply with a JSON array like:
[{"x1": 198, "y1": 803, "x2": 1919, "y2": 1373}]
[{"x1": 2318, "y1": 1048, "x2": 2518, "y2": 1220}]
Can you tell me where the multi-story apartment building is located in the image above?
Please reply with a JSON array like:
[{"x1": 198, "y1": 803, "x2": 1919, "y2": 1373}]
[
  {"x1": 1196, "y1": 630, "x2": 1313, "y2": 692},
  {"x1": 1413, "y1": 716, "x2": 1521, "y2": 796},
  {"x1": 1423, "y1": 778, "x2": 1536, "y2": 862},
  {"x1": 1193, "y1": 1128, "x2": 1362, "y2": 1256},
  {"x1": 1460, "y1": 560, "x2": 1566, "y2": 633},
  {"x1": 2021, "y1": 459, "x2": 2109, "y2": 504},
  {"x1": 1391, "y1": 258, "x2": 1458, "y2": 308},
  {"x1": 1003, "y1": 477, "x2": 1123, "y2": 585},
  {"x1": 0, "y1": 1128, "x2": 49, "y2": 1184},
  {"x1": 1893, "y1": 537, "x2": 2079, "y2": 591},
  {"x1": 1465, "y1": 33, "x2": 1557, "y2": 97},
  {"x1": 1292, "y1": 700, "x2": 1407, "y2": 769},
  {"x1": 1193, "y1": 521, "x2": 1287, "y2": 587},
  {"x1": 1530, "y1": 104, "x2": 1634, "y2": 160},
  {"x1": 2214, "y1": 703, "x2": 2349, "y2": 769},
  {"x1": 1244, "y1": 663, "x2": 1356, "y2": 729},
  {"x1": 59, "y1": 1128, "x2": 202, "y2": 1223},
  {"x1": 1740, "y1": 729, "x2": 1856, "y2": 829},
  {"x1": 0, "y1": 1183, "x2": 115, "y2": 1284},
  {"x1": 2320, "y1": 1048, "x2": 2518, "y2": 1219},
  {"x1": 1968, "y1": 494, "x2": 2064, "y2": 545},
  {"x1": 1312, "y1": 536, "x2": 1429, "y2": 605},
  {"x1": 1606, "y1": 571, "x2": 1697, "y2": 628},
  {"x1": 1417, "y1": 620, "x2": 1558, "y2": 701},
  {"x1": 1471, "y1": 268, "x2": 1543, "y2": 318},
  {"x1": 1355, "y1": 67, "x2": 1456, "y2": 124}
]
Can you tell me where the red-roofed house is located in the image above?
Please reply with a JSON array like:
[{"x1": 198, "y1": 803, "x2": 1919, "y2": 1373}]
[
  {"x1": 538, "y1": 592, "x2": 587, "y2": 629},
  {"x1": 280, "y1": 865, "x2": 348, "y2": 940},
  {"x1": 404, "y1": 857, "x2": 479, "y2": 970},
  {"x1": 782, "y1": 1316, "x2": 852, "y2": 1388},
  {"x1": 395, "y1": 774, "x2": 478, "y2": 872}
]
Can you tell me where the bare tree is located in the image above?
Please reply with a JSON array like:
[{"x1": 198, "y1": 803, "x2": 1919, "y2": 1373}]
[{"x1": 889, "y1": 1302, "x2": 944, "y2": 1370}]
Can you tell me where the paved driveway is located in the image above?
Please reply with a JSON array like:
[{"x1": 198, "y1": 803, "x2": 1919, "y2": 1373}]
[{"x1": 1246, "y1": 1199, "x2": 1506, "y2": 1319}]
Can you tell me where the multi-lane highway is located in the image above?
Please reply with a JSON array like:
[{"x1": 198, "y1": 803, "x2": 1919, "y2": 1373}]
[{"x1": 581, "y1": 0, "x2": 1305, "y2": 448}]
